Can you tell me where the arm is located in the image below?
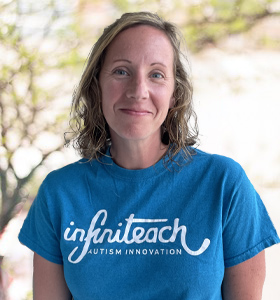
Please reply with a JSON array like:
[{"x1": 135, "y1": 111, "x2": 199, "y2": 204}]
[
  {"x1": 33, "y1": 253, "x2": 72, "y2": 300},
  {"x1": 222, "y1": 250, "x2": 266, "y2": 300}
]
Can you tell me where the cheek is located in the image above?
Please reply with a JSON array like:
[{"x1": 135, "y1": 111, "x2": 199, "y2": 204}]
[
  {"x1": 151, "y1": 85, "x2": 175, "y2": 110},
  {"x1": 101, "y1": 82, "x2": 123, "y2": 122},
  {"x1": 100, "y1": 84, "x2": 114, "y2": 112},
  {"x1": 102, "y1": 81, "x2": 124, "y2": 104},
  {"x1": 100, "y1": 87, "x2": 111, "y2": 120}
]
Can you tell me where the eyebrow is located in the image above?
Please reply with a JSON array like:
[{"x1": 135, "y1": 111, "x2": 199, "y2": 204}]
[
  {"x1": 113, "y1": 59, "x2": 132, "y2": 64},
  {"x1": 150, "y1": 62, "x2": 167, "y2": 68},
  {"x1": 113, "y1": 59, "x2": 167, "y2": 68}
]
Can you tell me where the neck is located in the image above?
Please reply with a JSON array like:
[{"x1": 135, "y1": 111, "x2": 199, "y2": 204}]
[{"x1": 110, "y1": 139, "x2": 168, "y2": 170}]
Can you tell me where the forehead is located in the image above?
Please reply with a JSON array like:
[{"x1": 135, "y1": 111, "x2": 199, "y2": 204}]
[{"x1": 104, "y1": 25, "x2": 174, "y2": 63}]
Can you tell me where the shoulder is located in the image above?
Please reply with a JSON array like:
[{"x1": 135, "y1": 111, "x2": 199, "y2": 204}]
[
  {"x1": 35, "y1": 158, "x2": 101, "y2": 209},
  {"x1": 191, "y1": 148, "x2": 245, "y2": 184},
  {"x1": 193, "y1": 148, "x2": 242, "y2": 170},
  {"x1": 41, "y1": 158, "x2": 97, "y2": 190},
  {"x1": 45, "y1": 158, "x2": 87, "y2": 180}
]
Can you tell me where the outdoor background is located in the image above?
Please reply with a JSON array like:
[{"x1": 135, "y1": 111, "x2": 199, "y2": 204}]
[{"x1": 0, "y1": 0, "x2": 280, "y2": 299}]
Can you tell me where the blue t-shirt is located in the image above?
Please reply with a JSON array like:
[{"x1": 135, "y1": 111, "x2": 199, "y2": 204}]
[{"x1": 19, "y1": 149, "x2": 280, "y2": 299}]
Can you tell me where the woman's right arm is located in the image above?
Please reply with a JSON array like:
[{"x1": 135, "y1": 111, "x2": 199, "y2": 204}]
[{"x1": 33, "y1": 253, "x2": 72, "y2": 300}]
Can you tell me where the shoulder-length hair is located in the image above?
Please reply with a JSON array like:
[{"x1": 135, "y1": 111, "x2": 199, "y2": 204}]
[{"x1": 66, "y1": 11, "x2": 198, "y2": 162}]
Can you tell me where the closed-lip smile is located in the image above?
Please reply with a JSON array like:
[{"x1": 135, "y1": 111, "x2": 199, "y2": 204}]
[{"x1": 120, "y1": 108, "x2": 151, "y2": 116}]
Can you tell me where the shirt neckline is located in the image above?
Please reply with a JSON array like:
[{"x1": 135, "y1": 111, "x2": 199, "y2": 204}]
[{"x1": 100, "y1": 147, "x2": 173, "y2": 181}]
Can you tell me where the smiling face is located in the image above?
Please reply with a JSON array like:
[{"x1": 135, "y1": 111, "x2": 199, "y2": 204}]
[{"x1": 99, "y1": 25, "x2": 175, "y2": 148}]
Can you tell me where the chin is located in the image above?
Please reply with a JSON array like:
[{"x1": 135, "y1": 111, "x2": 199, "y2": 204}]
[{"x1": 112, "y1": 128, "x2": 159, "y2": 143}]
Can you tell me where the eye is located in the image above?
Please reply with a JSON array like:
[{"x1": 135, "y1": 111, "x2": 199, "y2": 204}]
[
  {"x1": 151, "y1": 72, "x2": 164, "y2": 79},
  {"x1": 114, "y1": 69, "x2": 129, "y2": 76}
]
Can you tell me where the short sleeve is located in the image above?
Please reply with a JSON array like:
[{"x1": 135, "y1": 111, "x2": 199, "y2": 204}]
[
  {"x1": 223, "y1": 168, "x2": 280, "y2": 268},
  {"x1": 18, "y1": 180, "x2": 63, "y2": 264}
]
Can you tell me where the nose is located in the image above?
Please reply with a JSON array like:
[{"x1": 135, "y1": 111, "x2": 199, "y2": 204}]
[{"x1": 126, "y1": 73, "x2": 149, "y2": 100}]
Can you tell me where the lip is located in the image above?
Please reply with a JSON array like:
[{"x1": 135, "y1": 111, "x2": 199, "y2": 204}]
[{"x1": 120, "y1": 109, "x2": 151, "y2": 116}]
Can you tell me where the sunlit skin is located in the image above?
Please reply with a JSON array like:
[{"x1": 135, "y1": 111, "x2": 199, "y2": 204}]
[{"x1": 99, "y1": 25, "x2": 175, "y2": 169}]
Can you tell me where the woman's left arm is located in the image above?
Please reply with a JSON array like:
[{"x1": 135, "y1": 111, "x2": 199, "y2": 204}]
[{"x1": 222, "y1": 250, "x2": 266, "y2": 300}]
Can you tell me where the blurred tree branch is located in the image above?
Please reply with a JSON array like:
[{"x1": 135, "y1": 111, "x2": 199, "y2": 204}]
[
  {"x1": 109, "y1": 0, "x2": 280, "y2": 51},
  {"x1": 0, "y1": 0, "x2": 83, "y2": 235},
  {"x1": 182, "y1": 0, "x2": 280, "y2": 51}
]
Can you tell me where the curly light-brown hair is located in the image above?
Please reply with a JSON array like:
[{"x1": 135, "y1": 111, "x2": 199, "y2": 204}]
[{"x1": 66, "y1": 12, "x2": 198, "y2": 162}]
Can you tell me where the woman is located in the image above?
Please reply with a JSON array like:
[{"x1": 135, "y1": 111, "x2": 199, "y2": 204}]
[{"x1": 19, "y1": 12, "x2": 279, "y2": 299}]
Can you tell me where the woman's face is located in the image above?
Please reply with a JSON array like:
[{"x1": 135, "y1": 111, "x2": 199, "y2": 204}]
[{"x1": 99, "y1": 25, "x2": 175, "y2": 146}]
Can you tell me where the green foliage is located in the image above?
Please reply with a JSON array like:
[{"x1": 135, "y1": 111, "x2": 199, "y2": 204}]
[
  {"x1": 0, "y1": 0, "x2": 83, "y2": 234},
  {"x1": 104, "y1": 0, "x2": 280, "y2": 52},
  {"x1": 209, "y1": 0, "x2": 237, "y2": 19},
  {"x1": 58, "y1": 49, "x2": 85, "y2": 69},
  {"x1": 183, "y1": 0, "x2": 279, "y2": 51},
  {"x1": 229, "y1": 18, "x2": 248, "y2": 32},
  {"x1": 113, "y1": 0, "x2": 131, "y2": 12},
  {"x1": 239, "y1": 0, "x2": 266, "y2": 15},
  {"x1": 188, "y1": 4, "x2": 205, "y2": 21}
]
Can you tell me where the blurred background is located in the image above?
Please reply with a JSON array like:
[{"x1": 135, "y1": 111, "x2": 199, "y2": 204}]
[{"x1": 0, "y1": 0, "x2": 280, "y2": 299}]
